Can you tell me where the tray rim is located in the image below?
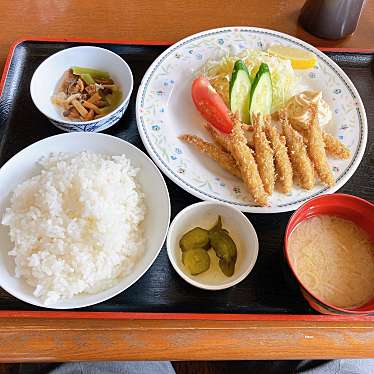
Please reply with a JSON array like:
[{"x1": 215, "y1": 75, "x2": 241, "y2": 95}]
[
  {"x1": 0, "y1": 310, "x2": 373, "y2": 321},
  {"x1": 2, "y1": 37, "x2": 374, "y2": 97},
  {"x1": 0, "y1": 37, "x2": 373, "y2": 322}
]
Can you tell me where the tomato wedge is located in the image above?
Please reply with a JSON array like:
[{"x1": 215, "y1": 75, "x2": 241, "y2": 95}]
[{"x1": 191, "y1": 77, "x2": 233, "y2": 134}]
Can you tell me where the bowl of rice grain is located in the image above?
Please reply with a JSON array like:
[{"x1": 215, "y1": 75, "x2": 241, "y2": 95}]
[{"x1": 0, "y1": 133, "x2": 170, "y2": 309}]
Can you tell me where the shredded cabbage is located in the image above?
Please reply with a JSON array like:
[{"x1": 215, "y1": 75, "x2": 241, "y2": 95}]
[{"x1": 202, "y1": 49, "x2": 296, "y2": 112}]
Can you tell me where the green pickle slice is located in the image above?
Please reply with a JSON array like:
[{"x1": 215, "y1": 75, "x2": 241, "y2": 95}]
[
  {"x1": 209, "y1": 229, "x2": 237, "y2": 277},
  {"x1": 179, "y1": 216, "x2": 238, "y2": 277},
  {"x1": 179, "y1": 227, "x2": 210, "y2": 251},
  {"x1": 182, "y1": 248, "x2": 211, "y2": 275},
  {"x1": 219, "y1": 258, "x2": 236, "y2": 277},
  {"x1": 209, "y1": 231, "x2": 237, "y2": 261},
  {"x1": 209, "y1": 216, "x2": 222, "y2": 233}
]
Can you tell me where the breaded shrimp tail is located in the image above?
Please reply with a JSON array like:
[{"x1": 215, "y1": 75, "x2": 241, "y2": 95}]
[
  {"x1": 307, "y1": 105, "x2": 335, "y2": 187},
  {"x1": 179, "y1": 134, "x2": 241, "y2": 179},
  {"x1": 252, "y1": 114, "x2": 275, "y2": 194},
  {"x1": 322, "y1": 132, "x2": 351, "y2": 160},
  {"x1": 264, "y1": 115, "x2": 293, "y2": 193},
  {"x1": 280, "y1": 110, "x2": 315, "y2": 190},
  {"x1": 204, "y1": 123, "x2": 232, "y2": 152},
  {"x1": 229, "y1": 116, "x2": 268, "y2": 206}
]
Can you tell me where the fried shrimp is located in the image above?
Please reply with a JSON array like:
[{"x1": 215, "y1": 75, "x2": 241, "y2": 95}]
[
  {"x1": 179, "y1": 134, "x2": 241, "y2": 179},
  {"x1": 252, "y1": 114, "x2": 275, "y2": 194},
  {"x1": 289, "y1": 120, "x2": 350, "y2": 160},
  {"x1": 229, "y1": 116, "x2": 268, "y2": 206},
  {"x1": 280, "y1": 111, "x2": 315, "y2": 190},
  {"x1": 322, "y1": 132, "x2": 351, "y2": 160},
  {"x1": 204, "y1": 123, "x2": 232, "y2": 152},
  {"x1": 307, "y1": 105, "x2": 335, "y2": 187},
  {"x1": 264, "y1": 115, "x2": 293, "y2": 193},
  {"x1": 241, "y1": 123, "x2": 254, "y2": 132}
]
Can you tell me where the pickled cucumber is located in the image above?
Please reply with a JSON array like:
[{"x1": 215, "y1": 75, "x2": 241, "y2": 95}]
[
  {"x1": 179, "y1": 227, "x2": 210, "y2": 251},
  {"x1": 209, "y1": 215, "x2": 222, "y2": 234},
  {"x1": 179, "y1": 216, "x2": 238, "y2": 277},
  {"x1": 219, "y1": 258, "x2": 236, "y2": 277},
  {"x1": 209, "y1": 231, "x2": 237, "y2": 261},
  {"x1": 182, "y1": 248, "x2": 210, "y2": 275}
]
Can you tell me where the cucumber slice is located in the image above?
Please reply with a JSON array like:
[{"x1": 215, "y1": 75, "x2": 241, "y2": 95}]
[
  {"x1": 249, "y1": 63, "x2": 273, "y2": 122},
  {"x1": 229, "y1": 60, "x2": 251, "y2": 124}
]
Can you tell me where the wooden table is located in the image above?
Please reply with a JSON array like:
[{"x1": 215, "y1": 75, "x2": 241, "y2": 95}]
[{"x1": 0, "y1": 0, "x2": 373, "y2": 362}]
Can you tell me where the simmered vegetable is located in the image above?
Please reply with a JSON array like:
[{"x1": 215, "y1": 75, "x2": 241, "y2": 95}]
[
  {"x1": 182, "y1": 248, "x2": 210, "y2": 275},
  {"x1": 80, "y1": 73, "x2": 95, "y2": 85},
  {"x1": 52, "y1": 67, "x2": 122, "y2": 122},
  {"x1": 179, "y1": 227, "x2": 210, "y2": 251},
  {"x1": 72, "y1": 66, "x2": 110, "y2": 79}
]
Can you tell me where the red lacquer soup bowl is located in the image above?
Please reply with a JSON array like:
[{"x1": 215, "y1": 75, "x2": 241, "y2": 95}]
[{"x1": 284, "y1": 193, "x2": 374, "y2": 315}]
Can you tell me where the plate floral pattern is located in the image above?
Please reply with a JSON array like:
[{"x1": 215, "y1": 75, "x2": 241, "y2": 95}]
[{"x1": 136, "y1": 27, "x2": 367, "y2": 213}]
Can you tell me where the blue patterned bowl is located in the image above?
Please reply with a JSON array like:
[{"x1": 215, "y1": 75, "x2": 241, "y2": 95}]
[{"x1": 30, "y1": 46, "x2": 133, "y2": 132}]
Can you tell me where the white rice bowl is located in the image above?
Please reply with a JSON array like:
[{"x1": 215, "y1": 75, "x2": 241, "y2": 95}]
[{"x1": 2, "y1": 151, "x2": 146, "y2": 305}]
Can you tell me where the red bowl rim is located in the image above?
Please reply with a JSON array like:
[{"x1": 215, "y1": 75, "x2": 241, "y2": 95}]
[{"x1": 284, "y1": 193, "x2": 374, "y2": 315}]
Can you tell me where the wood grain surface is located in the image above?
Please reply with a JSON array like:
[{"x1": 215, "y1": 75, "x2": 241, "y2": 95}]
[
  {"x1": 0, "y1": 0, "x2": 374, "y2": 363},
  {"x1": 0, "y1": 0, "x2": 374, "y2": 72},
  {"x1": 1, "y1": 317, "x2": 374, "y2": 362}
]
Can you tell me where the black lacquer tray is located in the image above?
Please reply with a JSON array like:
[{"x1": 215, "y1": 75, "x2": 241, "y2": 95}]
[{"x1": 0, "y1": 40, "x2": 373, "y2": 316}]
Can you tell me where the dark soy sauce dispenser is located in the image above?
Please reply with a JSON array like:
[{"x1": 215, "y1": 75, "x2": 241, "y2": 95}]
[{"x1": 299, "y1": 0, "x2": 366, "y2": 40}]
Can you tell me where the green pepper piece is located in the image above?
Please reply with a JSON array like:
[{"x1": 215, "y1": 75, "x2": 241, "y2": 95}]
[
  {"x1": 72, "y1": 66, "x2": 110, "y2": 79},
  {"x1": 209, "y1": 231, "x2": 237, "y2": 261},
  {"x1": 182, "y1": 248, "x2": 210, "y2": 275},
  {"x1": 179, "y1": 227, "x2": 210, "y2": 251},
  {"x1": 219, "y1": 258, "x2": 236, "y2": 277},
  {"x1": 80, "y1": 73, "x2": 95, "y2": 85}
]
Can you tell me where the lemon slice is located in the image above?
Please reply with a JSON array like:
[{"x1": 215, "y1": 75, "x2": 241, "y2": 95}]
[{"x1": 268, "y1": 45, "x2": 317, "y2": 69}]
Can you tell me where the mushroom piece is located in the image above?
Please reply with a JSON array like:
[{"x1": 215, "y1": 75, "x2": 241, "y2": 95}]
[
  {"x1": 67, "y1": 78, "x2": 84, "y2": 95},
  {"x1": 64, "y1": 107, "x2": 81, "y2": 119},
  {"x1": 84, "y1": 109, "x2": 95, "y2": 121}
]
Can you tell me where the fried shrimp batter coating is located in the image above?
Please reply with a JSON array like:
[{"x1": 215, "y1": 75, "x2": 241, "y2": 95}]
[
  {"x1": 179, "y1": 134, "x2": 241, "y2": 179},
  {"x1": 241, "y1": 123, "x2": 254, "y2": 132},
  {"x1": 307, "y1": 106, "x2": 335, "y2": 187},
  {"x1": 264, "y1": 115, "x2": 293, "y2": 193},
  {"x1": 205, "y1": 119, "x2": 267, "y2": 205},
  {"x1": 229, "y1": 116, "x2": 268, "y2": 206},
  {"x1": 252, "y1": 114, "x2": 275, "y2": 194},
  {"x1": 280, "y1": 111, "x2": 315, "y2": 190},
  {"x1": 322, "y1": 132, "x2": 351, "y2": 160},
  {"x1": 204, "y1": 123, "x2": 232, "y2": 152},
  {"x1": 289, "y1": 120, "x2": 350, "y2": 160}
]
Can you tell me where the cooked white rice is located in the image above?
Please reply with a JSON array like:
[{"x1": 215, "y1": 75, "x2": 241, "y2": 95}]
[{"x1": 2, "y1": 151, "x2": 145, "y2": 305}]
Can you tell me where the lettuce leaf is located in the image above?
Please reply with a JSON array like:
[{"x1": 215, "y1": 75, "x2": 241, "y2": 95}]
[{"x1": 203, "y1": 49, "x2": 296, "y2": 112}]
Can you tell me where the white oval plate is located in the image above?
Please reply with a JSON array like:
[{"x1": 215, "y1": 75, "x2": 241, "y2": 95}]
[
  {"x1": 136, "y1": 27, "x2": 367, "y2": 213},
  {"x1": 0, "y1": 133, "x2": 170, "y2": 309}
]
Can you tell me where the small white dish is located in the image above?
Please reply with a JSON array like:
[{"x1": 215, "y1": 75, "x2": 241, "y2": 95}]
[
  {"x1": 167, "y1": 201, "x2": 258, "y2": 290},
  {"x1": 0, "y1": 133, "x2": 170, "y2": 309},
  {"x1": 30, "y1": 46, "x2": 133, "y2": 132}
]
